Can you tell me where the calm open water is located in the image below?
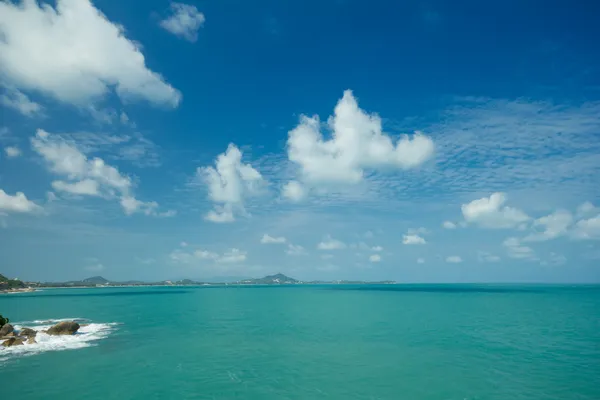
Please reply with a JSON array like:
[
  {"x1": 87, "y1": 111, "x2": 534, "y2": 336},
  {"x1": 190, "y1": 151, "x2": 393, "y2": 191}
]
[{"x1": 1, "y1": 284, "x2": 599, "y2": 399}]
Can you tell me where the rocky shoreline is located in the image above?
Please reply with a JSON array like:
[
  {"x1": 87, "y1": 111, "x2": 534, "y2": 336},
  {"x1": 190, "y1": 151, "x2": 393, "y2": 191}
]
[{"x1": 1, "y1": 320, "x2": 81, "y2": 348}]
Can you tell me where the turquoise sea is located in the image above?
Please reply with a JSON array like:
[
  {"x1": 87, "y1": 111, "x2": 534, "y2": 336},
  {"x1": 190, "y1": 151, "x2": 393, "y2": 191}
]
[{"x1": 1, "y1": 285, "x2": 599, "y2": 399}]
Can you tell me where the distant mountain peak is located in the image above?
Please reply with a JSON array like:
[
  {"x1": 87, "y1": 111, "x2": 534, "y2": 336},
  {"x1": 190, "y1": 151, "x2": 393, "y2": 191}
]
[
  {"x1": 81, "y1": 276, "x2": 109, "y2": 284},
  {"x1": 238, "y1": 273, "x2": 298, "y2": 284}
]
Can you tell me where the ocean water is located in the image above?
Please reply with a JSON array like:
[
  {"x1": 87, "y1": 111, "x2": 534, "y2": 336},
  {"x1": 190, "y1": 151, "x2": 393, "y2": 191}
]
[{"x1": 1, "y1": 285, "x2": 599, "y2": 400}]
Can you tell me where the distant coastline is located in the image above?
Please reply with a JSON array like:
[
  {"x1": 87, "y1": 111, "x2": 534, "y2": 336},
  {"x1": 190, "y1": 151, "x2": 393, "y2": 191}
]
[{"x1": 1, "y1": 273, "x2": 396, "y2": 294}]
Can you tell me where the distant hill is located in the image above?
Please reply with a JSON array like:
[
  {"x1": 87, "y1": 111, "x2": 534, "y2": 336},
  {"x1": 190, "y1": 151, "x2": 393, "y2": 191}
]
[
  {"x1": 0, "y1": 273, "x2": 26, "y2": 289},
  {"x1": 81, "y1": 276, "x2": 110, "y2": 284},
  {"x1": 238, "y1": 273, "x2": 298, "y2": 285}
]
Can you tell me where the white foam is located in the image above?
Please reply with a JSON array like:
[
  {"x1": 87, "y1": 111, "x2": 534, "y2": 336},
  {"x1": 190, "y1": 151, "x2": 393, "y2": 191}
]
[
  {"x1": 0, "y1": 319, "x2": 119, "y2": 364},
  {"x1": 18, "y1": 317, "x2": 90, "y2": 325}
]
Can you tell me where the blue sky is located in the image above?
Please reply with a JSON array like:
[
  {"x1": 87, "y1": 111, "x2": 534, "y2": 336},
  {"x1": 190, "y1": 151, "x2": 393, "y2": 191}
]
[{"x1": 1, "y1": 0, "x2": 599, "y2": 283}]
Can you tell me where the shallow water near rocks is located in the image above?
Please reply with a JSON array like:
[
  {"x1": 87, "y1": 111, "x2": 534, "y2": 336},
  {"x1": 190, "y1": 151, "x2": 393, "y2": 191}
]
[{"x1": 1, "y1": 285, "x2": 599, "y2": 399}]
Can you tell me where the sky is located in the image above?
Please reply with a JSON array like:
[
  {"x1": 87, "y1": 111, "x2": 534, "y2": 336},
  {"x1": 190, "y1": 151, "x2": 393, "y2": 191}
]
[{"x1": 1, "y1": 0, "x2": 599, "y2": 283}]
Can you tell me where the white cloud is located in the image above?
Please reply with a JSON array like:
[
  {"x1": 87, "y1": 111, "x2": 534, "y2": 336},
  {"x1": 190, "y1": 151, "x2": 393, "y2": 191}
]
[
  {"x1": 281, "y1": 180, "x2": 306, "y2": 202},
  {"x1": 170, "y1": 247, "x2": 247, "y2": 264},
  {"x1": 120, "y1": 196, "x2": 159, "y2": 216},
  {"x1": 417, "y1": 257, "x2": 425, "y2": 264},
  {"x1": 204, "y1": 207, "x2": 235, "y2": 223},
  {"x1": 462, "y1": 192, "x2": 530, "y2": 229},
  {"x1": 4, "y1": 146, "x2": 21, "y2": 158},
  {"x1": 286, "y1": 243, "x2": 307, "y2": 256},
  {"x1": 576, "y1": 202, "x2": 598, "y2": 218},
  {"x1": 46, "y1": 192, "x2": 57, "y2": 202},
  {"x1": 0, "y1": 0, "x2": 181, "y2": 107},
  {"x1": 285, "y1": 90, "x2": 434, "y2": 186},
  {"x1": 523, "y1": 210, "x2": 573, "y2": 242},
  {"x1": 1, "y1": 86, "x2": 42, "y2": 116},
  {"x1": 52, "y1": 179, "x2": 100, "y2": 196},
  {"x1": 369, "y1": 254, "x2": 381, "y2": 263},
  {"x1": 503, "y1": 237, "x2": 537, "y2": 260},
  {"x1": 31, "y1": 130, "x2": 170, "y2": 216},
  {"x1": 0, "y1": 189, "x2": 41, "y2": 213},
  {"x1": 199, "y1": 144, "x2": 264, "y2": 223},
  {"x1": 478, "y1": 252, "x2": 500, "y2": 263},
  {"x1": 402, "y1": 234, "x2": 426, "y2": 245},
  {"x1": 216, "y1": 248, "x2": 247, "y2": 264},
  {"x1": 159, "y1": 2, "x2": 205, "y2": 42},
  {"x1": 572, "y1": 214, "x2": 600, "y2": 240},
  {"x1": 446, "y1": 256, "x2": 463, "y2": 263},
  {"x1": 317, "y1": 235, "x2": 346, "y2": 250},
  {"x1": 442, "y1": 221, "x2": 456, "y2": 229},
  {"x1": 371, "y1": 245, "x2": 383, "y2": 252},
  {"x1": 260, "y1": 234, "x2": 286, "y2": 244}
]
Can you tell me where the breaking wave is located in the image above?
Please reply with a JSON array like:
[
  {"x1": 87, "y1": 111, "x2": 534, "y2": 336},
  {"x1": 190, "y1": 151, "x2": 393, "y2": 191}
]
[{"x1": 0, "y1": 318, "x2": 119, "y2": 364}]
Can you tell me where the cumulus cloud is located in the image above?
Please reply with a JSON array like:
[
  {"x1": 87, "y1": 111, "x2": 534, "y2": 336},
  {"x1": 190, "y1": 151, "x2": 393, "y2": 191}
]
[
  {"x1": 371, "y1": 245, "x2": 383, "y2": 252},
  {"x1": 571, "y1": 214, "x2": 600, "y2": 240},
  {"x1": 0, "y1": 0, "x2": 181, "y2": 107},
  {"x1": 462, "y1": 192, "x2": 530, "y2": 229},
  {"x1": 31, "y1": 130, "x2": 172, "y2": 216},
  {"x1": 402, "y1": 234, "x2": 426, "y2": 245},
  {"x1": 4, "y1": 146, "x2": 21, "y2": 158},
  {"x1": 1, "y1": 86, "x2": 43, "y2": 116},
  {"x1": 0, "y1": 189, "x2": 41, "y2": 213},
  {"x1": 317, "y1": 235, "x2": 346, "y2": 250},
  {"x1": 523, "y1": 210, "x2": 573, "y2": 242},
  {"x1": 260, "y1": 234, "x2": 286, "y2": 244},
  {"x1": 503, "y1": 237, "x2": 537, "y2": 260},
  {"x1": 576, "y1": 202, "x2": 598, "y2": 218},
  {"x1": 159, "y1": 2, "x2": 205, "y2": 42},
  {"x1": 281, "y1": 180, "x2": 306, "y2": 202},
  {"x1": 198, "y1": 144, "x2": 264, "y2": 223},
  {"x1": 51, "y1": 179, "x2": 100, "y2": 196},
  {"x1": 446, "y1": 255, "x2": 463, "y2": 263},
  {"x1": 442, "y1": 221, "x2": 456, "y2": 229},
  {"x1": 120, "y1": 196, "x2": 160, "y2": 216},
  {"x1": 170, "y1": 247, "x2": 247, "y2": 264},
  {"x1": 369, "y1": 254, "x2": 381, "y2": 263},
  {"x1": 284, "y1": 90, "x2": 434, "y2": 192},
  {"x1": 217, "y1": 248, "x2": 247, "y2": 264},
  {"x1": 286, "y1": 243, "x2": 307, "y2": 256}
]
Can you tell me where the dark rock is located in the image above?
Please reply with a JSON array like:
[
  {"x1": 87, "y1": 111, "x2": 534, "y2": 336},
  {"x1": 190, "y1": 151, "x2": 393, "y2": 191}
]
[
  {"x1": 2, "y1": 337, "x2": 25, "y2": 347},
  {"x1": 27, "y1": 337, "x2": 37, "y2": 345},
  {"x1": 19, "y1": 327, "x2": 37, "y2": 338},
  {"x1": 47, "y1": 321, "x2": 80, "y2": 335},
  {"x1": 0, "y1": 323, "x2": 14, "y2": 336}
]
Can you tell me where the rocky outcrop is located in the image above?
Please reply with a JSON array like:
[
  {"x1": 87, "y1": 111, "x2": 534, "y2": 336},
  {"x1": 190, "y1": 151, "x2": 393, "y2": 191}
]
[
  {"x1": 19, "y1": 327, "x2": 37, "y2": 338},
  {"x1": 27, "y1": 337, "x2": 37, "y2": 345},
  {"x1": 0, "y1": 323, "x2": 14, "y2": 336},
  {"x1": 47, "y1": 321, "x2": 80, "y2": 335},
  {"x1": 2, "y1": 337, "x2": 25, "y2": 347}
]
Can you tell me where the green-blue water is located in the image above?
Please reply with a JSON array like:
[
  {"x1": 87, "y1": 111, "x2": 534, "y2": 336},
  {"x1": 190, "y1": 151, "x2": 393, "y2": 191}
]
[{"x1": 1, "y1": 285, "x2": 599, "y2": 399}]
